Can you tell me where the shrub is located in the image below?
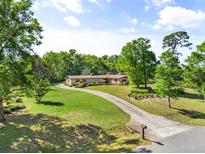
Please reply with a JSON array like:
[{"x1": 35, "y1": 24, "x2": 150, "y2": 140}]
[
  {"x1": 175, "y1": 87, "x2": 185, "y2": 95},
  {"x1": 75, "y1": 80, "x2": 85, "y2": 88},
  {"x1": 4, "y1": 103, "x2": 26, "y2": 114},
  {"x1": 131, "y1": 88, "x2": 148, "y2": 94},
  {"x1": 16, "y1": 97, "x2": 23, "y2": 103}
]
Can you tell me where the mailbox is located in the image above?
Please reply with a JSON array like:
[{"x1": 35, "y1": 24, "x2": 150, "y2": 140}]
[{"x1": 141, "y1": 124, "x2": 147, "y2": 139}]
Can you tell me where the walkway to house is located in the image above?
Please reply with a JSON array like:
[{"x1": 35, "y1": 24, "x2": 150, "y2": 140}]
[{"x1": 58, "y1": 84, "x2": 192, "y2": 140}]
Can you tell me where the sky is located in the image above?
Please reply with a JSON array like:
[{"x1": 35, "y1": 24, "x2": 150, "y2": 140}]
[{"x1": 32, "y1": 0, "x2": 205, "y2": 61}]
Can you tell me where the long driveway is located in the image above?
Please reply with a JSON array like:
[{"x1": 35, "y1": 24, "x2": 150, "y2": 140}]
[
  {"x1": 58, "y1": 84, "x2": 192, "y2": 139},
  {"x1": 58, "y1": 84, "x2": 205, "y2": 152}
]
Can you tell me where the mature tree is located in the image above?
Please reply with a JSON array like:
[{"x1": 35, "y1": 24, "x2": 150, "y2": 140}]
[
  {"x1": 162, "y1": 31, "x2": 192, "y2": 55},
  {"x1": 0, "y1": 62, "x2": 13, "y2": 121},
  {"x1": 0, "y1": 0, "x2": 42, "y2": 121},
  {"x1": 43, "y1": 50, "x2": 120, "y2": 82},
  {"x1": 184, "y1": 41, "x2": 205, "y2": 100},
  {"x1": 43, "y1": 51, "x2": 71, "y2": 82},
  {"x1": 81, "y1": 54, "x2": 109, "y2": 75},
  {"x1": 102, "y1": 55, "x2": 119, "y2": 74},
  {"x1": 155, "y1": 51, "x2": 182, "y2": 108},
  {"x1": 119, "y1": 38, "x2": 156, "y2": 88},
  {"x1": 30, "y1": 56, "x2": 50, "y2": 103},
  {"x1": 155, "y1": 31, "x2": 192, "y2": 109}
]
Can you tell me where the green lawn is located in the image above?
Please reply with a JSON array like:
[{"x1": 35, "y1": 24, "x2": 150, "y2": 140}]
[
  {"x1": 0, "y1": 87, "x2": 147, "y2": 153},
  {"x1": 86, "y1": 85, "x2": 205, "y2": 126}
]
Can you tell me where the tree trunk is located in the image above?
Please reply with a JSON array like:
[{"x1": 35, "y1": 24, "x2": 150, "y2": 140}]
[
  {"x1": 144, "y1": 78, "x2": 147, "y2": 89},
  {"x1": 0, "y1": 97, "x2": 6, "y2": 122},
  {"x1": 144, "y1": 67, "x2": 147, "y2": 89},
  {"x1": 168, "y1": 96, "x2": 171, "y2": 109}
]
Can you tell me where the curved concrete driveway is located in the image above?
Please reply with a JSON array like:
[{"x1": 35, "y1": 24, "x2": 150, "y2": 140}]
[{"x1": 58, "y1": 84, "x2": 192, "y2": 140}]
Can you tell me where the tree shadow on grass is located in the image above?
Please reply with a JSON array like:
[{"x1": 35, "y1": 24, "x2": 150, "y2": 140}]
[
  {"x1": 38, "y1": 101, "x2": 64, "y2": 106},
  {"x1": 123, "y1": 139, "x2": 140, "y2": 145},
  {"x1": 0, "y1": 114, "x2": 132, "y2": 153},
  {"x1": 179, "y1": 92, "x2": 203, "y2": 100},
  {"x1": 173, "y1": 108, "x2": 205, "y2": 119}
]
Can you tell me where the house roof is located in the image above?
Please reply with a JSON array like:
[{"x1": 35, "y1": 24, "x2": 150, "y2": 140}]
[{"x1": 66, "y1": 74, "x2": 127, "y2": 80}]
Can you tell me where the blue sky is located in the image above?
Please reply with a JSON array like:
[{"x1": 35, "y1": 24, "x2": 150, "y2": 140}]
[{"x1": 33, "y1": 0, "x2": 205, "y2": 61}]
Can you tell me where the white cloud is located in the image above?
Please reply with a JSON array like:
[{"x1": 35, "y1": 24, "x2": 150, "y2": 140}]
[
  {"x1": 34, "y1": 26, "x2": 137, "y2": 57},
  {"x1": 144, "y1": 5, "x2": 150, "y2": 12},
  {"x1": 52, "y1": 0, "x2": 84, "y2": 13},
  {"x1": 88, "y1": 0, "x2": 98, "y2": 2},
  {"x1": 88, "y1": 0, "x2": 111, "y2": 8},
  {"x1": 64, "y1": 16, "x2": 80, "y2": 26},
  {"x1": 88, "y1": 0, "x2": 112, "y2": 4},
  {"x1": 34, "y1": 25, "x2": 203, "y2": 62},
  {"x1": 153, "y1": 24, "x2": 161, "y2": 30},
  {"x1": 152, "y1": 0, "x2": 173, "y2": 7},
  {"x1": 144, "y1": 0, "x2": 173, "y2": 11},
  {"x1": 32, "y1": 1, "x2": 40, "y2": 10},
  {"x1": 34, "y1": 0, "x2": 84, "y2": 13},
  {"x1": 129, "y1": 18, "x2": 138, "y2": 25},
  {"x1": 121, "y1": 12, "x2": 138, "y2": 25},
  {"x1": 88, "y1": 0, "x2": 100, "y2": 5},
  {"x1": 120, "y1": 27, "x2": 137, "y2": 34},
  {"x1": 121, "y1": 12, "x2": 130, "y2": 19},
  {"x1": 154, "y1": 6, "x2": 205, "y2": 29}
]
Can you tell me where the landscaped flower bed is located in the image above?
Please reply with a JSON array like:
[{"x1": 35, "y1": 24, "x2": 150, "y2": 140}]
[{"x1": 128, "y1": 88, "x2": 166, "y2": 100}]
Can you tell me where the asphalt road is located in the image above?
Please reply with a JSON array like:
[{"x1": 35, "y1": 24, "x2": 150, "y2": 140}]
[{"x1": 133, "y1": 127, "x2": 205, "y2": 153}]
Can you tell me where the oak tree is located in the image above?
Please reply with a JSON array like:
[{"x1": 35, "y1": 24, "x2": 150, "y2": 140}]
[{"x1": 119, "y1": 38, "x2": 156, "y2": 88}]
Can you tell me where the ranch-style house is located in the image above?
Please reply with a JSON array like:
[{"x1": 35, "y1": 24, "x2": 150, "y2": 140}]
[{"x1": 65, "y1": 74, "x2": 128, "y2": 86}]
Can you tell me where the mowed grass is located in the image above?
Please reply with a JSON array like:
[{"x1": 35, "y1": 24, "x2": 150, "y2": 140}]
[
  {"x1": 24, "y1": 87, "x2": 129, "y2": 129},
  {"x1": 86, "y1": 85, "x2": 205, "y2": 126},
  {"x1": 0, "y1": 87, "x2": 148, "y2": 153}
]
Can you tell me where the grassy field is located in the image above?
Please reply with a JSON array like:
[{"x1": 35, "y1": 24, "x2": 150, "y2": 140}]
[
  {"x1": 86, "y1": 85, "x2": 205, "y2": 126},
  {"x1": 0, "y1": 87, "x2": 148, "y2": 153}
]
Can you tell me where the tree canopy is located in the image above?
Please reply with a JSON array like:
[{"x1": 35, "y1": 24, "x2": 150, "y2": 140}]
[
  {"x1": 162, "y1": 31, "x2": 192, "y2": 55},
  {"x1": 119, "y1": 38, "x2": 157, "y2": 88},
  {"x1": 0, "y1": 0, "x2": 42, "y2": 121},
  {"x1": 42, "y1": 51, "x2": 120, "y2": 83},
  {"x1": 155, "y1": 51, "x2": 182, "y2": 108},
  {"x1": 184, "y1": 41, "x2": 205, "y2": 99}
]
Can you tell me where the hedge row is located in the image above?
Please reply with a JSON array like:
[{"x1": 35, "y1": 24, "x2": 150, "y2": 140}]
[
  {"x1": 129, "y1": 87, "x2": 166, "y2": 100},
  {"x1": 128, "y1": 93, "x2": 166, "y2": 100}
]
